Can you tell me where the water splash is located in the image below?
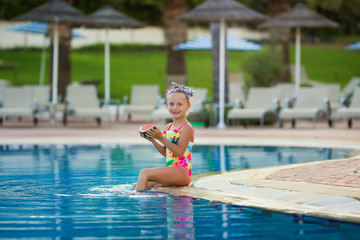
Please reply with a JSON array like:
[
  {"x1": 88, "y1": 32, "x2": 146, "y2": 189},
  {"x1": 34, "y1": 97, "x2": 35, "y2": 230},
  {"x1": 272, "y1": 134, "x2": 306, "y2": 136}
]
[{"x1": 80, "y1": 184, "x2": 166, "y2": 198}]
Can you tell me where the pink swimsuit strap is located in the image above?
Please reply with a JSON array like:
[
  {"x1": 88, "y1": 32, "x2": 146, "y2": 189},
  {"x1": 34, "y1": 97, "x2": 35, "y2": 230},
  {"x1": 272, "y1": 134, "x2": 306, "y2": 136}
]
[{"x1": 167, "y1": 122, "x2": 194, "y2": 133}]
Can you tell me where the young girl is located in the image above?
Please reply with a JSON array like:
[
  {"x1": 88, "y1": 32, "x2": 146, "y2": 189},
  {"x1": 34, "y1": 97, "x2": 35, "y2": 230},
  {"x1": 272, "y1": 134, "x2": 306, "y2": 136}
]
[{"x1": 134, "y1": 82, "x2": 195, "y2": 191}]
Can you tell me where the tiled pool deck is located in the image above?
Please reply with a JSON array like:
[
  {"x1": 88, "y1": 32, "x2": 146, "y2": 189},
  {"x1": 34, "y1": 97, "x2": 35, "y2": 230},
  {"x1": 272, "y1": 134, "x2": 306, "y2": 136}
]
[{"x1": 1, "y1": 117, "x2": 360, "y2": 224}]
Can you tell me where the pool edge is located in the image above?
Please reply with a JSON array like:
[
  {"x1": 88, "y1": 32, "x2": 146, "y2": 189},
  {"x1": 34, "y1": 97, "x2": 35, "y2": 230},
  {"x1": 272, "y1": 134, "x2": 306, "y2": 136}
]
[{"x1": 154, "y1": 154, "x2": 360, "y2": 225}]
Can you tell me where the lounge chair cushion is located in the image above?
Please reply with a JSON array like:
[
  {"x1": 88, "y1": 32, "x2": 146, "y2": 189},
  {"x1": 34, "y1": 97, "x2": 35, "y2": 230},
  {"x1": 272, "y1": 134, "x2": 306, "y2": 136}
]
[
  {"x1": 279, "y1": 108, "x2": 322, "y2": 119},
  {"x1": 335, "y1": 108, "x2": 360, "y2": 118},
  {"x1": 0, "y1": 108, "x2": 34, "y2": 117},
  {"x1": 151, "y1": 108, "x2": 171, "y2": 121},
  {"x1": 74, "y1": 108, "x2": 110, "y2": 118},
  {"x1": 124, "y1": 105, "x2": 156, "y2": 114},
  {"x1": 227, "y1": 109, "x2": 269, "y2": 119}
]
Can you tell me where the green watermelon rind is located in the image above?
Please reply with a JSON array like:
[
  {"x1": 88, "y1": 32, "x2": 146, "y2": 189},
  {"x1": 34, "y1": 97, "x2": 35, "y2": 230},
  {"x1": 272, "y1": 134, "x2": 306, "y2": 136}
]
[{"x1": 139, "y1": 124, "x2": 156, "y2": 137}]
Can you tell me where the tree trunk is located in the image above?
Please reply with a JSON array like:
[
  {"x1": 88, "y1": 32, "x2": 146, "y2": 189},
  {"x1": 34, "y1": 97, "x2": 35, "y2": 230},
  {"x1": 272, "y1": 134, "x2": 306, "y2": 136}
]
[
  {"x1": 163, "y1": 0, "x2": 187, "y2": 93},
  {"x1": 268, "y1": 0, "x2": 291, "y2": 83},
  {"x1": 211, "y1": 23, "x2": 228, "y2": 104},
  {"x1": 48, "y1": 24, "x2": 72, "y2": 102},
  {"x1": 48, "y1": 0, "x2": 73, "y2": 102},
  {"x1": 58, "y1": 24, "x2": 72, "y2": 101}
]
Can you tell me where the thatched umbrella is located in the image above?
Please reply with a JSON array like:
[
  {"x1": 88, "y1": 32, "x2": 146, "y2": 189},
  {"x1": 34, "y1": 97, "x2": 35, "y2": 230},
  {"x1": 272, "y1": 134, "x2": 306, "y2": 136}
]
[
  {"x1": 259, "y1": 3, "x2": 339, "y2": 96},
  {"x1": 178, "y1": 0, "x2": 268, "y2": 129},
  {"x1": 14, "y1": 0, "x2": 89, "y2": 110},
  {"x1": 86, "y1": 5, "x2": 145, "y2": 106}
]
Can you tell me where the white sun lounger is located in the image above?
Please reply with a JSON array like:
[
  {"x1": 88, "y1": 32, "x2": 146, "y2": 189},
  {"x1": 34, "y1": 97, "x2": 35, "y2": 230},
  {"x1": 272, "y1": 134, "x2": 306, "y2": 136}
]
[
  {"x1": 278, "y1": 87, "x2": 329, "y2": 128},
  {"x1": 334, "y1": 86, "x2": 360, "y2": 128},
  {"x1": 124, "y1": 85, "x2": 159, "y2": 122},
  {"x1": 341, "y1": 77, "x2": 360, "y2": 99},
  {"x1": 65, "y1": 85, "x2": 111, "y2": 126},
  {"x1": 0, "y1": 86, "x2": 37, "y2": 126},
  {"x1": 24, "y1": 85, "x2": 51, "y2": 113},
  {"x1": 227, "y1": 87, "x2": 280, "y2": 127}
]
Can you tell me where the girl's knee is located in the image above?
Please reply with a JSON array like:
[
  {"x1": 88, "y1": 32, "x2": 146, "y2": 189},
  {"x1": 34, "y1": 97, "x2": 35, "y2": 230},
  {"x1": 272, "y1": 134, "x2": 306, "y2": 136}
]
[
  {"x1": 138, "y1": 168, "x2": 152, "y2": 181},
  {"x1": 139, "y1": 168, "x2": 149, "y2": 177}
]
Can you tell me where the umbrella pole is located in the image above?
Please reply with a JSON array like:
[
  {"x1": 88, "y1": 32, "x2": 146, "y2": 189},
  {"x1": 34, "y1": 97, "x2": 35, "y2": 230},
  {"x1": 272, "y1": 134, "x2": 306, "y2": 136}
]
[
  {"x1": 104, "y1": 28, "x2": 110, "y2": 106},
  {"x1": 39, "y1": 36, "x2": 48, "y2": 85},
  {"x1": 295, "y1": 27, "x2": 301, "y2": 96},
  {"x1": 217, "y1": 17, "x2": 226, "y2": 129},
  {"x1": 51, "y1": 20, "x2": 59, "y2": 126}
]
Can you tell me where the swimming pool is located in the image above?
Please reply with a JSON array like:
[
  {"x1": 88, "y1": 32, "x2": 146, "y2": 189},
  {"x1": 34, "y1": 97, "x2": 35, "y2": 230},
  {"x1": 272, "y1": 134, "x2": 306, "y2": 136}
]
[{"x1": 0, "y1": 144, "x2": 359, "y2": 239}]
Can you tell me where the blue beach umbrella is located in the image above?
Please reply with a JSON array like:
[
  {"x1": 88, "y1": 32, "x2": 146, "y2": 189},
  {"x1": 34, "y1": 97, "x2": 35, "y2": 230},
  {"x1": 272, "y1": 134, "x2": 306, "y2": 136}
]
[
  {"x1": 6, "y1": 21, "x2": 85, "y2": 86},
  {"x1": 6, "y1": 21, "x2": 84, "y2": 38},
  {"x1": 347, "y1": 41, "x2": 360, "y2": 50},
  {"x1": 174, "y1": 34, "x2": 261, "y2": 51}
]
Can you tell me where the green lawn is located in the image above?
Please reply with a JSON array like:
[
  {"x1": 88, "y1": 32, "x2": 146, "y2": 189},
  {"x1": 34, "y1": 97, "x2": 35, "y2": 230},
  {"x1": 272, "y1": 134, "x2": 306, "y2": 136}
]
[
  {"x1": 0, "y1": 44, "x2": 359, "y2": 99},
  {"x1": 296, "y1": 44, "x2": 360, "y2": 87}
]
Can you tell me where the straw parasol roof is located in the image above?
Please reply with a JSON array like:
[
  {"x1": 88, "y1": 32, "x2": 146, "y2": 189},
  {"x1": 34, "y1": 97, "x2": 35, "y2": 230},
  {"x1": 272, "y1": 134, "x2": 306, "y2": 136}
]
[
  {"x1": 14, "y1": 0, "x2": 89, "y2": 26},
  {"x1": 259, "y1": 3, "x2": 339, "y2": 28},
  {"x1": 86, "y1": 5, "x2": 145, "y2": 29},
  {"x1": 178, "y1": 0, "x2": 268, "y2": 22}
]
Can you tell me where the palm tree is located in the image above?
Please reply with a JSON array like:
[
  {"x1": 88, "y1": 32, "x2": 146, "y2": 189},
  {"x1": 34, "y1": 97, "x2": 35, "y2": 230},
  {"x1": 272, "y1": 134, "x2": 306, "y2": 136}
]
[
  {"x1": 48, "y1": 0, "x2": 72, "y2": 101},
  {"x1": 267, "y1": 0, "x2": 291, "y2": 83},
  {"x1": 163, "y1": 0, "x2": 188, "y2": 92}
]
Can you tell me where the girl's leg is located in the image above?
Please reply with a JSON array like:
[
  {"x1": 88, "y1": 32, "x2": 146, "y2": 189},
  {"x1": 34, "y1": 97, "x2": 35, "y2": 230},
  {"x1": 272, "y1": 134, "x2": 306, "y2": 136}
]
[
  {"x1": 135, "y1": 167, "x2": 189, "y2": 191},
  {"x1": 132, "y1": 181, "x2": 158, "y2": 190}
]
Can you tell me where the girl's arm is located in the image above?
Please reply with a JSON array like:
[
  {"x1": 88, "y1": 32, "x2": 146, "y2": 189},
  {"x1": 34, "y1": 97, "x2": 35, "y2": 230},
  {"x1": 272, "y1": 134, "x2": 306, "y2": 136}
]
[
  {"x1": 140, "y1": 123, "x2": 170, "y2": 157},
  {"x1": 148, "y1": 138, "x2": 166, "y2": 157},
  {"x1": 148, "y1": 124, "x2": 193, "y2": 157}
]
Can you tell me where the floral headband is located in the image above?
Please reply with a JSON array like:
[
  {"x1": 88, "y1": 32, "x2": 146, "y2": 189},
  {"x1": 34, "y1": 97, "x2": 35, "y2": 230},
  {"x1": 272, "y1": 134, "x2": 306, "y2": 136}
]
[{"x1": 167, "y1": 82, "x2": 195, "y2": 99}]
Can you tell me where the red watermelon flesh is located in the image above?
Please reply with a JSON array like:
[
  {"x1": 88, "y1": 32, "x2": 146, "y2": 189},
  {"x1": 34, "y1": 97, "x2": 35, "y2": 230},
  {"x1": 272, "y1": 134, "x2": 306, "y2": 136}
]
[{"x1": 139, "y1": 124, "x2": 156, "y2": 138}]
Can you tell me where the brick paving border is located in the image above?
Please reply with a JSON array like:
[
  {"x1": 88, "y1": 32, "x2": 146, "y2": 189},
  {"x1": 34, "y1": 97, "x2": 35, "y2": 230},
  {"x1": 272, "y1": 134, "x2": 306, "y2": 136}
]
[{"x1": 266, "y1": 158, "x2": 360, "y2": 188}]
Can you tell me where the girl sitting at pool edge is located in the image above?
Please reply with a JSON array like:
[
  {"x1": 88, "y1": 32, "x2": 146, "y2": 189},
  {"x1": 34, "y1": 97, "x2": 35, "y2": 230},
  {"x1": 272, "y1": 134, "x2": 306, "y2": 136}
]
[{"x1": 134, "y1": 82, "x2": 195, "y2": 191}]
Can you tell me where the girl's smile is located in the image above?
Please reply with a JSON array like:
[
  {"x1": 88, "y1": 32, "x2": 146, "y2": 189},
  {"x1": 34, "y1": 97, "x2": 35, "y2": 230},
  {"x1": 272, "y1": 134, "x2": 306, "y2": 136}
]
[{"x1": 167, "y1": 92, "x2": 191, "y2": 120}]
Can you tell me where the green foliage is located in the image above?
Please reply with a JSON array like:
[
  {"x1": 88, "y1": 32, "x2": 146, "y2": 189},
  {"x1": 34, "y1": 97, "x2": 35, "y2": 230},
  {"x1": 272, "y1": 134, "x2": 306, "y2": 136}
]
[
  {"x1": 307, "y1": 0, "x2": 343, "y2": 11},
  {"x1": 242, "y1": 47, "x2": 286, "y2": 90},
  {"x1": 0, "y1": 0, "x2": 45, "y2": 20}
]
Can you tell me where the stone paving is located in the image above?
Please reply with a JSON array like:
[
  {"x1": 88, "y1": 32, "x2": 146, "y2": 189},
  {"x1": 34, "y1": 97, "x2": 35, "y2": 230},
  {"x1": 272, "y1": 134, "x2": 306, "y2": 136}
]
[{"x1": 266, "y1": 157, "x2": 360, "y2": 188}]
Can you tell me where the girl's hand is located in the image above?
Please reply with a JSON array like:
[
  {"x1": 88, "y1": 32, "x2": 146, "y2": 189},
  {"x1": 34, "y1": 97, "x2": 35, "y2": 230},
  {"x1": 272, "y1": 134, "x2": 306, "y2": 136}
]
[
  {"x1": 146, "y1": 126, "x2": 162, "y2": 140},
  {"x1": 139, "y1": 131, "x2": 150, "y2": 140},
  {"x1": 140, "y1": 130, "x2": 154, "y2": 142}
]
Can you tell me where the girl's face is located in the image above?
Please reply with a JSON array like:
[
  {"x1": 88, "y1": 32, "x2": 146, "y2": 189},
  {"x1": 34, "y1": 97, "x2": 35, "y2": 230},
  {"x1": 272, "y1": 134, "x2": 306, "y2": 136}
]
[{"x1": 167, "y1": 92, "x2": 191, "y2": 120}]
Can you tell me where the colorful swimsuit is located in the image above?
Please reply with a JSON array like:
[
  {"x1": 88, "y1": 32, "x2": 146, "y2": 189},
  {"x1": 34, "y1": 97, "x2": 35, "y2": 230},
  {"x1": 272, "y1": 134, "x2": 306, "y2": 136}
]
[{"x1": 163, "y1": 122, "x2": 194, "y2": 185}]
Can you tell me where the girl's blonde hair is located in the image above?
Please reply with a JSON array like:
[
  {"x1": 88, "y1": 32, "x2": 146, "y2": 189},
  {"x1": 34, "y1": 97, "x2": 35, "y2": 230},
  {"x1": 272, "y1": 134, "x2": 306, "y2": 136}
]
[{"x1": 166, "y1": 82, "x2": 195, "y2": 103}]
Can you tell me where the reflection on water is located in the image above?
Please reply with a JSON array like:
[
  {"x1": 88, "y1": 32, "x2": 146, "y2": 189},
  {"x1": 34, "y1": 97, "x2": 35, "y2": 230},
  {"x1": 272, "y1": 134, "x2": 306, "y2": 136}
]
[
  {"x1": 0, "y1": 144, "x2": 356, "y2": 180},
  {"x1": 167, "y1": 196, "x2": 194, "y2": 239},
  {"x1": 0, "y1": 144, "x2": 359, "y2": 239},
  {"x1": 194, "y1": 145, "x2": 356, "y2": 174}
]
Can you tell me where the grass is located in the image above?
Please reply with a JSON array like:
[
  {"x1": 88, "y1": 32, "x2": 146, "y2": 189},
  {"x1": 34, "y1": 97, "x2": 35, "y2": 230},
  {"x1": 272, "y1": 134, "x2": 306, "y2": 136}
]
[
  {"x1": 0, "y1": 43, "x2": 359, "y2": 99},
  {"x1": 297, "y1": 44, "x2": 360, "y2": 87}
]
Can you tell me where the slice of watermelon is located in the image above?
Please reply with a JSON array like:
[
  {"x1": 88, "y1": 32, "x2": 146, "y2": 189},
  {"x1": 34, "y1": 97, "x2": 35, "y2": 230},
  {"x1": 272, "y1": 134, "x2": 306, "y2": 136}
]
[{"x1": 139, "y1": 124, "x2": 156, "y2": 138}]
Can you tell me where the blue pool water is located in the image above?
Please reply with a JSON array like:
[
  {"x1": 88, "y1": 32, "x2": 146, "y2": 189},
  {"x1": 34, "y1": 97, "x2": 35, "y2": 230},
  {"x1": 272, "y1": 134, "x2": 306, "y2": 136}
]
[{"x1": 0, "y1": 144, "x2": 359, "y2": 239}]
